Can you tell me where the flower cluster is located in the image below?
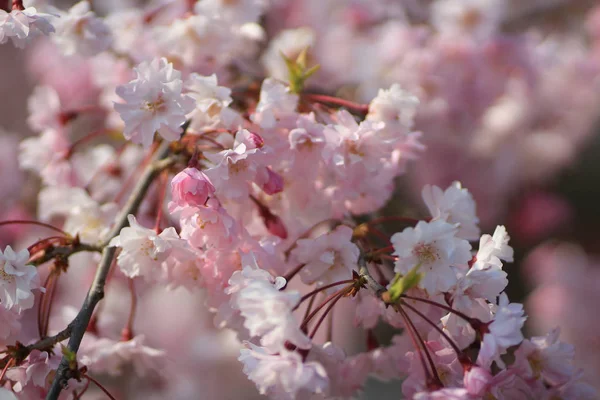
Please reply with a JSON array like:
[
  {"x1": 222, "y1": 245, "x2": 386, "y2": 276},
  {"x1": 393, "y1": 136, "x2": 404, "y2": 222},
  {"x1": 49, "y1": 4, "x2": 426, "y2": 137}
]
[{"x1": 0, "y1": 0, "x2": 598, "y2": 399}]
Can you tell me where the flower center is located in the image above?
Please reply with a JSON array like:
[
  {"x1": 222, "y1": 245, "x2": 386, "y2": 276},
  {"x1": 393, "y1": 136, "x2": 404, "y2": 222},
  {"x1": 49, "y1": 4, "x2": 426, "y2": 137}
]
[
  {"x1": 140, "y1": 238, "x2": 159, "y2": 261},
  {"x1": 412, "y1": 242, "x2": 439, "y2": 265},
  {"x1": 0, "y1": 262, "x2": 15, "y2": 283},
  {"x1": 144, "y1": 95, "x2": 167, "y2": 115}
]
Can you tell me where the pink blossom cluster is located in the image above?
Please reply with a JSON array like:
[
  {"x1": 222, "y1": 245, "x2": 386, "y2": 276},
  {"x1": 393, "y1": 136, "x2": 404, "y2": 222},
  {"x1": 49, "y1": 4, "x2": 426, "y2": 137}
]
[{"x1": 0, "y1": 1, "x2": 597, "y2": 400}]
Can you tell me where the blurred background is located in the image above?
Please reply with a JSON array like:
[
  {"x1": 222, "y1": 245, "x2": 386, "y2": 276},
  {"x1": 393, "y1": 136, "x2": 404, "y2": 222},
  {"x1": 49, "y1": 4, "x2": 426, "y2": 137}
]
[{"x1": 1, "y1": 0, "x2": 600, "y2": 398}]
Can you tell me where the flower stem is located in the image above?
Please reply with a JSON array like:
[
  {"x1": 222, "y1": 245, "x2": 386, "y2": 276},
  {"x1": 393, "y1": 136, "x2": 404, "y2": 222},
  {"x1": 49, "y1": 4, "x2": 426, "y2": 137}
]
[
  {"x1": 400, "y1": 294, "x2": 476, "y2": 325},
  {"x1": 303, "y1": 93, "x2": 369, "y2": 114},
  {"x1": 85, "y1": 375, "x2": 117, "y2": 400},
  {"x1": 308, "y1": 288, "x2": 349, "y2": 339},
  {"x1": 0, "y1": 220, "x2": 67, "y2": 236},
  {"x1": 401, "y1": 300, "x2": 464, "y2": 358},
  {"x1": 293, "y1": 279, "x2": 354, "y2": 311}
]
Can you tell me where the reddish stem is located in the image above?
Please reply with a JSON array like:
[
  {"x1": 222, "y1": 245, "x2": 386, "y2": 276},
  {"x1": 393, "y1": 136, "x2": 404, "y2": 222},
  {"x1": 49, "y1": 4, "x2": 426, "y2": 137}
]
[
  {"x1": 367, "y1": 216, "x2": 422, "y2": 227},
  {"x1": 402, "y1": 301, "x2": 464, "y2": 357},
  {"x1": 73, "y1": 377, "x2": 91, "y2": 399},
  {"x1": 400, "y1": 294, "x2": 476, "y2": 325},
  {"x1": 396, "y1": 306, "x2": 433, "y2": 384},
  {"x1": 0, "y1": 358, "x2": 14, "y2": 383},
  {"x1": 85, "y1": 375, "x2": 117, "y2": 400},
  {"x1": 281, "y1": 263, "x2": 306, "y2": 284},
  {"x1": 121, "y1": 279, "x2": 137, "y2": 341},
  {"x1": 66, "y1": 128, "x2": 108, "y2": 158},
  {"x1": 368, "y1": 245, "x2": 395, "y2": 256},
  {"x1": 0, "y1": 220, "x2": 67, "y2": 236},
  {"x1": 41, "y1": 273, "x2": 59, "y2": 337},
  {"x1": 303, "y1": 93, "x2": 369, "y2": 114},
  {"x1": 293, "y1": 279, "x2": 354, "y2": 311},
  {"x1": 365, "y1": 226, "x2": 392, "y2": 245},
  {"x1": 300, "y1": 285, "x2": 351, "y2": 331},
  {"x1": 308, "y1": 288, "x2": 348, "y2": 339}
]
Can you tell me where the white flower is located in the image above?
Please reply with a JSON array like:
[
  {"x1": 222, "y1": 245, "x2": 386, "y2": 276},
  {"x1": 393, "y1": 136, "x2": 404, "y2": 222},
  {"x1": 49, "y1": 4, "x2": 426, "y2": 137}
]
[
  {"x1": 109, "y1": 215, "x2": 189, "y2": 280},
  {"x1": 38, "y1": 186, "x2": 117, "y2": 243},
  {"x1": 0, "y1": 247, "x2": 43, "y2": 313},
  {"x1": 0, "y1": 7, "x2": 54, "y2": 49},
  {"x1": 430, "y1": 0, "x2": 504, "y2": 40},
  {"x1": 472, "y1": 225, "x2": 513, "y2": 270},
  {"x1": 236, "y1": 277, "x2": 310, "y2": 352},
  {"x1": 251, "y1": 78, "x2": 298, "y2": 129},
  {"x1": 52, "y1": 1, "x2": 111, "y2": 57},
  {"x1": 367, "y1": 84, "x2": 419, "y2": 132},
  {"x1": 80, "y1": 335, "x2": 165, "y2": 377},
  {"x1": 114, "y1": 57, "x2": 195, "y2": 148},
  {"x1": 185, "y1": 73, "x2": 233, "y2": 131},
  {"x1": 477, "y1": 293, "x2": 526, "y2": 368},
  {"x1": 422, "y1": 182, "x2": 480, "y2": 240},
  {"x1": 227, "y1": 256, "x2": 309, "y2": 351},
  {"x1": 391, "y1": 220, "x2": 472, "y2": 293},
  {"x1": 290, "y1": 225, "x2": 360, "y2": 292},
  {"x1": 239, "y1": 343, "x2": 328, "y2": 400}
]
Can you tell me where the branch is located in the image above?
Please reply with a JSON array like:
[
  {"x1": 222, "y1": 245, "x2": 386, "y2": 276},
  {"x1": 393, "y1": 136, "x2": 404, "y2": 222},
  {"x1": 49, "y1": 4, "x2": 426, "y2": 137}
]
[
  {"x1": 358, "y1": 254, "x2": 386, "y2": 299},
  {"x1": 29, "y1": 242, "x2": 102, "y2": 267},
  {"x1": 46, "y1": 140, "x2": 173, "y2": 399}
]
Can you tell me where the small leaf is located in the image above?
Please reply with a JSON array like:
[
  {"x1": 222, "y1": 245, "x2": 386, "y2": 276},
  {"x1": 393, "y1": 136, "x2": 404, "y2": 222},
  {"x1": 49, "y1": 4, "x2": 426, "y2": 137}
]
[
  {"x1": 281, "y1": 47, "x2": 320, "y2": 94},
  {"x1": 387, "y1": 263, "x2": 423, "y2": 303}
]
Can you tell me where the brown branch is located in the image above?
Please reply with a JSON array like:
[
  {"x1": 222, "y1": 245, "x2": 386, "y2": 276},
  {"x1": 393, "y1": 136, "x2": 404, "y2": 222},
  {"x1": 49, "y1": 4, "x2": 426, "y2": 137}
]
[{"x1": 46, "y1": 140, "x2": 174, "y2": 400}]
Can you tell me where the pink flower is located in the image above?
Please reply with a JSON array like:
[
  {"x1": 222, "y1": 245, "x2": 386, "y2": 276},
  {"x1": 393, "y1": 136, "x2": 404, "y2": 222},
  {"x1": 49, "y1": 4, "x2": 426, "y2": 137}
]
[
  {"x1": 513, "y1": 328, "x2": 576, "y2": 386},
  {"x1": 5, "y1": 350, "x2": 58, "y2": 392},
  {"x1": 115, "y1": 58, "x2": 195, "y2": 148},
  {"x1": 168, "y1": 167, "x2": 216, "y2": 212},
  {"x1": 290, "y1": 225, "x2": 359, "y2": 292},
  {"x1": 464, "y1": 366, "x2": 492, "y2": 396},
  {"x1": 179, "y1": 198, "x2": 241, "y2": 249},
  {"x1": 259, "y1": 167, "x2": 284, "y2": 195},
  {"x1": 0, "y1": 247, "x2": 44, "y2": 313}
]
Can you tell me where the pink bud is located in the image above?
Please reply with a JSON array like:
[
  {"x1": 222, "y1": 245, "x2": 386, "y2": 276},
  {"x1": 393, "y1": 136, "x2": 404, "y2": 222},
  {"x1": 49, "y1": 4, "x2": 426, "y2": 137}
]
[
  {"x1": 264, "y1": 212, "x2": 288, "y2": 239},
  {"x1": 168, "y1": 167, "x2": 215, "y2": 212},
  {"x1": 261, "y1": 167, "x2": 284, "y2": 195},
  {"x1": 247, "y1": 131, "x2": 265, "y2": 149}
]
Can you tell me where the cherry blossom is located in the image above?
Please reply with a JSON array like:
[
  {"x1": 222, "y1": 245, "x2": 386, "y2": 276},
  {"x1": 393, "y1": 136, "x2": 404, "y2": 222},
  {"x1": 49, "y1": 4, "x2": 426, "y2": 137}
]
[
  {"x1": 0, "y1": 247, "x2": 43, "y2": 313},
  {"x1": 0, "y1": 7, "x2": 54, "y2": 48},
  {"x1": 109, "y1": 214, "x2": 190, "y2": 280},
  {"x1": 422, "y1": 182, "x2": 480, "y2": 241},
  {"x1": 239, "y1": 343, "x2": 328, "y2": 400},
  {"x1": 391, "y1": 220, "x2": 472, "y2": 293},
  {"x1": 115, "y1": 57, "x2": 195, "y2": 148},
  {"x1": 290, "y1": 225, "x2": 359, "y2": 291},
  {"x1": 168, "y1": 167, "x2": 216, "y2": 212},
  {"x1": 478, "y1": 293, "x2": 527, "y2": 368},
  {"x1": 51, "y1": 0, "x2": 112, "y2": 57}
]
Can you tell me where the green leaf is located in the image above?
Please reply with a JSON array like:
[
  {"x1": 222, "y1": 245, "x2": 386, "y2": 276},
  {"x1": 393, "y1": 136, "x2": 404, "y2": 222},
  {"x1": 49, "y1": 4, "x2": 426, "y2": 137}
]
[
  {"x1": 387, "y1": 263, "x2": 423, "y2": 303},
  {"x1": 281, "y1": 47, "x2": 320, "y2": 94}
]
